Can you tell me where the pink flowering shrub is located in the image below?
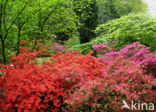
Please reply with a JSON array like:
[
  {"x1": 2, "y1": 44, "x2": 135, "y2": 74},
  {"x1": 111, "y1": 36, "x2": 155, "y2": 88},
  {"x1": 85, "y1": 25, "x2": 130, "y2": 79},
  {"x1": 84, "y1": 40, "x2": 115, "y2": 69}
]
[
  {"x1": 95, "y1": 42, "x2": 156, "y2": 76},
  {"x1": 65, "y1": 58, "x2": 155, "y2": 111},
  {"x1": 35, "y1": 42, "x2": 66, "y2": 57},
  {"x1": 49, "y1": 42, "x2": 66, "y2": 54},
  {"x1": 92, "y1": 44, "x2": 110, "y2": 53}
]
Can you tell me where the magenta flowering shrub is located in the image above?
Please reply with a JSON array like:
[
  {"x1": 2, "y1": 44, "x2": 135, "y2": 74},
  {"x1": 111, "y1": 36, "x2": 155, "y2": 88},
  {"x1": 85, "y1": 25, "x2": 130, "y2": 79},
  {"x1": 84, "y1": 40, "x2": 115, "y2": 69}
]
[
  {"x1": 95, "y1": 42, "x2": 156, "y2": 76},
  {"x1": 92, "y1": 44, "x2": 110, "y2": 53},
  {"x1": 119, "y1": 42, "x2": 155, "y2": 64},
  {"x1": 65, "y1": 58, "x2": 155, "y2": 111},
  {"x1": 50, "y1": 42, "x2": 66, "y2": 52}
]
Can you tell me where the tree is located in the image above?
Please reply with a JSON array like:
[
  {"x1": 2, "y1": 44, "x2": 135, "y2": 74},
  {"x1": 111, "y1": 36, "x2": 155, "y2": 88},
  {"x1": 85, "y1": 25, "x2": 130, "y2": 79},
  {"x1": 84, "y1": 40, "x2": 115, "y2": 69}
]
[
  {"x1": 0, "y1": 0, "x2": 77, "y2": 63},
  {"x1": 73, "y1": 0, "x2": 98, "y2": 43},
  {"x1": 27, "y1": 0, "x2": 77, "y2": 48},
  {"x1": 97, "y1": 0, "x2": 147, "y2": 24},
  {"x1": 13, "y1": 0, "x2": 34, "y2": 55},
  {"x1": 73, "y1": 0, "x2": 147, "y2": 44},
  {"x1": 0, "y1": 0, "x2": 31, "y2": 64}
]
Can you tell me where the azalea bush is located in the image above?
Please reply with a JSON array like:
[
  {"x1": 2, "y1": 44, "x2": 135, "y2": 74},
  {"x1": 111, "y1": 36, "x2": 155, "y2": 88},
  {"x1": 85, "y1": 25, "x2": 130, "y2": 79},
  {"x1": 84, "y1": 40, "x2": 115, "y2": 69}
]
[
  {"x1": 66, "y1": 59, "x2": 155, "y2": 111},
  {"x1": 94, "y1": 42, "x2": 156, "y2": 76},
  {"x1": 0, "y1": 48, "x2": 67, "y2": 112},
  {"x1": 0, "y1": 48, "x2": 105, "y2": 112},
  {"x1": 19, "y1": 39, "x2": 67, "y2": 57},
  {"x1": 92, "y1": 44, "x2": 110, "y2": 53},
  {"x1": 36, "y1": 42, "x2": 67, "y2": 56},
  {"x1": 0, "y1": 44, "x2": 155, "y2": 111}
]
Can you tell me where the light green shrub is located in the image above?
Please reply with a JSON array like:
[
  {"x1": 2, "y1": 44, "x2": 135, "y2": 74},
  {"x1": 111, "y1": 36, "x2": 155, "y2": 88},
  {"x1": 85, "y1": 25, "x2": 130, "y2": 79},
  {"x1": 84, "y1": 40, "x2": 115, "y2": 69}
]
[
  {"x1": 69, "y1": 14, "x2": 156, "y2": 55},
  {"x1": 95, "y1": 14, "x2": 156, "y2": 50}
]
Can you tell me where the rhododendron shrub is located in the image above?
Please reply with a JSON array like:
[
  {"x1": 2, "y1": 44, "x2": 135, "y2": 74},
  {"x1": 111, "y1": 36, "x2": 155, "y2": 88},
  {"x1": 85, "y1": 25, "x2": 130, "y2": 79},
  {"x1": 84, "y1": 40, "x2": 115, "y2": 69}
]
[
  {"x1": 0, "y1": 49, "x2": 66, "y2": 112},
  {"x1": 49, "y1": 42, "x2": 66, "y2": 53},
  {"x1": 37, "y1": 42, "x2": 66, "y2": 56},
  {"x1": 92, "y1": 44, "x2": 110, "y2": 53},
  {"x1": 0, "y1": 44, "x2": 155, "y2": 111},
  {"x1": 41, "y1": 51, "x2": 105, "y2": 95},
  {"x1": 0, "y1": 49, "x2": 105, "y2": 111},
  {"x1": 66, "y1": 58, "x2": 156, "y2": 111},
  {"x1": 95, "y1": 42, "x2": 156, "y2": 76},
  {"x1": 0, "y1": 65, "x2": 66, "y2": 112},
  {"x1": 19, "y1": 39, "x2": 66, "y2": 57}
]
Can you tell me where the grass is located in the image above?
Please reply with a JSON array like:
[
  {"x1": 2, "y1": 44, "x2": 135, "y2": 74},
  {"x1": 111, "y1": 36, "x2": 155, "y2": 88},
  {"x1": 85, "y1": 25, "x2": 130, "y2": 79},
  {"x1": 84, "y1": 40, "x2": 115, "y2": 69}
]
[
  {"x1": 64, "y1": 37, "x2": 80, "y2": 47},
  {"x1": 36, "y1": 57, "x2": 51, "y2": 66}
]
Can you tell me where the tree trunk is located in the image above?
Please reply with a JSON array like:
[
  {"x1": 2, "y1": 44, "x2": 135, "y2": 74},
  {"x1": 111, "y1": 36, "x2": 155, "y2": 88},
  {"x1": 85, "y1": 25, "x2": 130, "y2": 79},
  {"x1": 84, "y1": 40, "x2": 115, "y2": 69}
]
[
  {"x1": 17, "y1": 27, "x2": 21, "y2": 55},
  {"x1": 33, "y1": 37, "x2": 38, "y2": 50},
  {"x1": 1, "y1": 39, "x2": 6, "y2": 64}
]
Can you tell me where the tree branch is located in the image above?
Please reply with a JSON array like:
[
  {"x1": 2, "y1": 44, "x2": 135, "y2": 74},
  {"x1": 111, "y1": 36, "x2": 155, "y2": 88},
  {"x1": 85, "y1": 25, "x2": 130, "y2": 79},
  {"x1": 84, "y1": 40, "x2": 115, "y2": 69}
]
[
  {"x1": 3, "y1": 0, "x2": 8, "y2": 32},
  {"x1": 41, "y1": 9, "x2": 54, "y2": 31},
  {"x1": 0, "y1": 33, "x2": 2, "y2": 40},
  {"x1": 0, "y1": 0, "x2": 3, "y2": 36},
  {"x1": 4, "y1": 1, "x2": 30, "y2": 39}
]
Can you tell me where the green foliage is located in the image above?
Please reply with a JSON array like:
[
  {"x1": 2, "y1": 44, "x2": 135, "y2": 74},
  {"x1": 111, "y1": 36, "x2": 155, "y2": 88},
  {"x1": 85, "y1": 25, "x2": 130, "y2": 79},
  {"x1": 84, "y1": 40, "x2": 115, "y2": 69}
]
[
  {"x1": 0, "y1": 0, "x2": 33, "y2": 64},
  {"x1": 73, "y1": 0, "x2": 98, "y2": 43},
  {"x1": 72, "y1": 0, "x2": 147, "y2": 44},
  {"x1": 70, "y1": 14, "x2": 156, "y2": 55},
  {"x1": 28, "y1": 0, "x2": 77, "y2": 42},
  {"x1": 97, "y1": 0, "x2": 147, "y2": 24},
  {"x1": 95, "y1": 14, "x2": 156, "y2": 50},
  {"x1": 0, "y1": 0, "x2": 78, "y2": 64},
  {"x1": 68, "y1": 37, "x2": 111, "y2": 55},
  {"x1": 36, "y1": 57, "x2": 50, "y2": 66},
  {"x1": 69, "y1": 42, "x2": 94, "y2": 55},
  {"x1": 0, "y1": 0, "x2": 150, "y2": 64},
  {"x1": 64, "y1": 37, "x2": 80, "y2": 46}
]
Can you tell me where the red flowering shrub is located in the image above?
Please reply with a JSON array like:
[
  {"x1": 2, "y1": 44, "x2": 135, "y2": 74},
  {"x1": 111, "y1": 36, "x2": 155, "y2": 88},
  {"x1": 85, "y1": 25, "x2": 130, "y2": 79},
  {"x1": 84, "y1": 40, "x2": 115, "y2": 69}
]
[
  {"x1": 41, "y1": 51, "x2": 106, "y2": 95},
  {"x1": 0, "y1": 49, "x2": 105, "y2": 112},
  {"x1": 36, "y1": 42, "x2": 67, "y2": 56},
  {"x1": 0, "y1": 49, "x2": 66, "y2": 112},
  {"x1": 18, "y1": 39, "x2": 66, "y2": 57}
]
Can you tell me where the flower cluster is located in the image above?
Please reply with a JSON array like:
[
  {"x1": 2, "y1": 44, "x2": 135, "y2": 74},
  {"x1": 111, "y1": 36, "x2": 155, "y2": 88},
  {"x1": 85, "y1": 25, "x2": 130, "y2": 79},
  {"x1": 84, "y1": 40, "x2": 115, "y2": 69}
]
[
  {"x1": 96, "y1": 42, "x2": 156, "y2": 76},
  {"x1": 0, "y1": 49, "x2": 65, "y2": 112},
  {"x1": 49, "y1": 42, "x2": 66, "y2": 53},
  {"x1": 0, "y1": 49, "x2": 105, "y2": 112},
  {"x1": 37, "y1": 42, "x2": 66, "y2": 56},
  {"x1": 0, "y1": 42, "x2": 155, "y2": 111},
  {"x1": 92, "y1": 44, "x2": 110, "y2": 53},
  {"x1": 65, "y1": 58, "x2": 155, "y2": 111}
]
